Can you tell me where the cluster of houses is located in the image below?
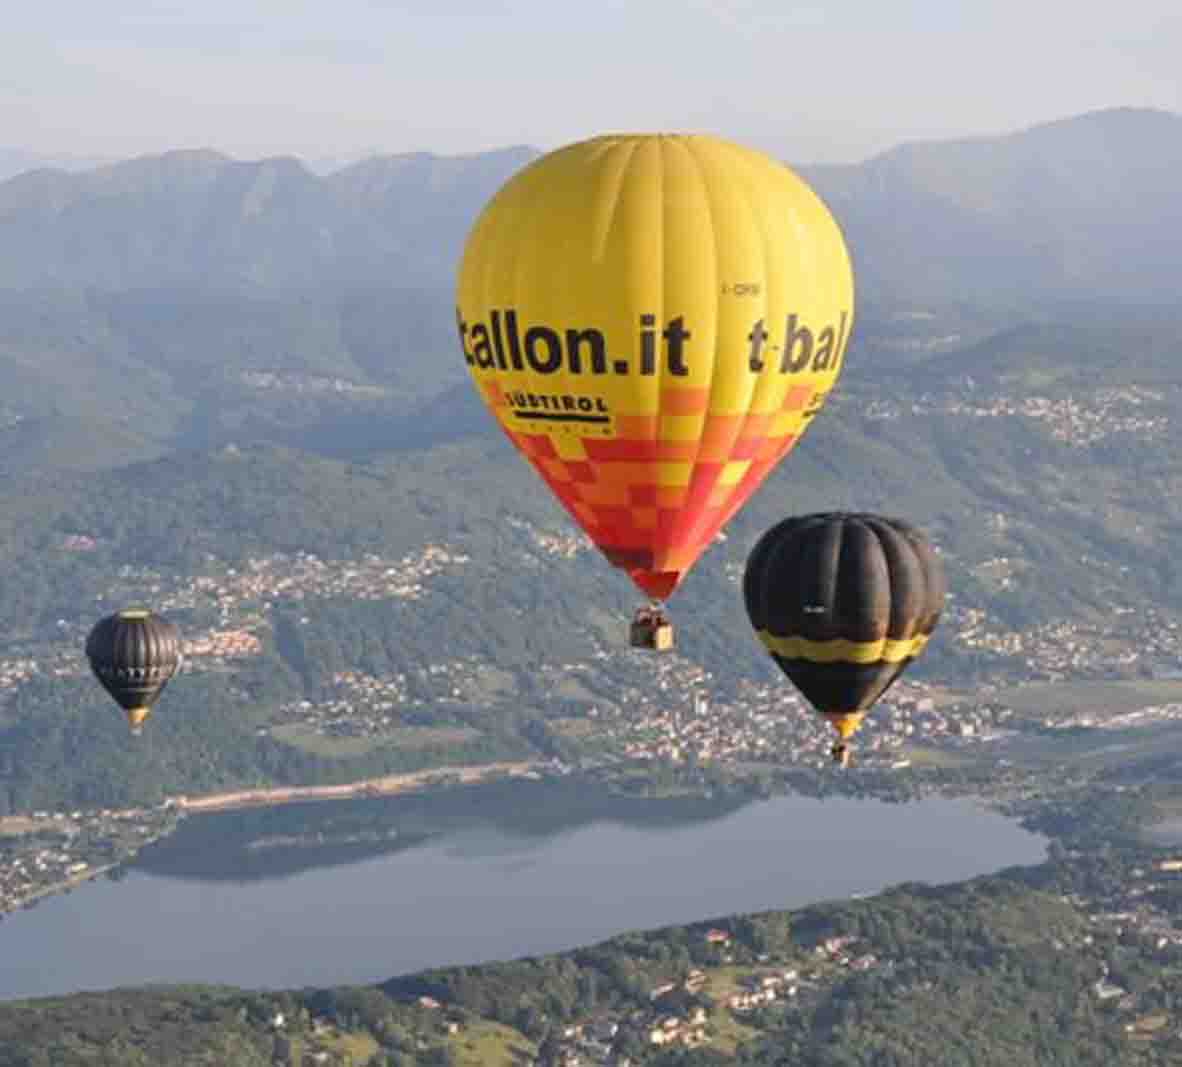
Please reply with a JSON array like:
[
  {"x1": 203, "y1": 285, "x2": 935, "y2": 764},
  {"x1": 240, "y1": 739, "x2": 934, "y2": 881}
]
[
  {"x1": 505, "y1": 515, "x2": 592, "y2": 561},
  {"x1": 811, "y1": 934, "x2": 880, "y2": 973},
  {"x1": 0, "y1": 844, "x2": 92, "y2": 913},
  {"x1": 723, "y1": 969, "x2": 800, "y2": 1013},
  {"x1": 644, "y1": 1007, "x2": 708, "y2": 1048},
  {"x1": 0, "y1": 657, "x2": 38, "y2": 692},
  {"x1": 586, "y1": 662, "x2": 822, "y2": 767},
  {"x1": 1, "y1": 544, "x2": 474, "y2": 699},
  {"x1": 271, "y1": 669, "x2": 410, "y2": 739},
  {"x1": 949, "y1": 603, "x2": 1182, "y2": 685},
  {"x1": 181, "y1": 627, "x2": 262, "y2": 663},
  {"x1": 1048, "y1": 704, "x2": 1182, "y2": 732},
  {"x1": 487, "y1": 928, "x2": 886, "y2": 1066},
  {"x1": 95, "y1": 546, "x2": 472, "y2": 628},
  {"x1": 1041, "y1": 857, "x2": 1182, "y2": 1024},
  {"x1": 187, "y1": 547, "x2": 472, "y2": 608},
  {"x1": 970, "y1": 555, "x2": 1024, "y2": 592},
  {"x1": 863, "y1": 690, "x2": 1014, "y2": 745},
  {"x1": 863, "y1": 384, "x2": 1170, "y2": 449},
  {"x1": 1086, "y1": 860, "x2": 1182, "y2": 958},
  {"x1": 572, "y1": 651, "x2": 1003, "y2": 769},
  {"x1": 60, "y1": 533, "x2": 98, "y2": 552},
  {"x1": 238, "y1": 370, "x2": 387, "y2": 397},
  {"x1": 0, "y1": 807, "x2": 173, "y2": 915},
  {"x1": 267, "y1": 658, "x2": 518, "y2": 741}
]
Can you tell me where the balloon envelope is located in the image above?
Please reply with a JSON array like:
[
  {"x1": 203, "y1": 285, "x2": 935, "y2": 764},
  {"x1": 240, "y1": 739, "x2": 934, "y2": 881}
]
[
  {"x1": 457, "y1": 134, "x2": 853, "y2": 600},
  {"x1": 743, "y1": 512, "x2": 944, "y2": 739},
  {"x1": 85, "y1": 608, "x2": 182, "y2": 733}
]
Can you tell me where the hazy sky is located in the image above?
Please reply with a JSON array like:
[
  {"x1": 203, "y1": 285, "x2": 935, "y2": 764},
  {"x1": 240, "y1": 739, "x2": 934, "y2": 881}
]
[{"x1": 5, "y1": 1, "x2": 1180, "y2": 165}]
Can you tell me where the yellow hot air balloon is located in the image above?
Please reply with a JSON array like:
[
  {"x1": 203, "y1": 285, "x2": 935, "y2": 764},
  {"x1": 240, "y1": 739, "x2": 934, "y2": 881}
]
[{"x1": 457, "y1": 134, "x2": 853, "y2": 647}]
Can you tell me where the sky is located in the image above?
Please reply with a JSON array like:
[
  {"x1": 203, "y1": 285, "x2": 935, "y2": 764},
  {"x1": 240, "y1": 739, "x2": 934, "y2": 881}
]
[{"x1": 4, "y1": 0, "x2": 1180, "y2": 167}]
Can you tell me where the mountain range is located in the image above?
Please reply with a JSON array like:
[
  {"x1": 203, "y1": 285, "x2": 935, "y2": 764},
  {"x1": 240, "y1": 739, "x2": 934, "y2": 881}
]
[
  {"x1": 0, "y1": 108, "x2": 1177, "y2": 306},
  {"x1": 0, "y1": 105, "x2": 1176, "y2": 456}
]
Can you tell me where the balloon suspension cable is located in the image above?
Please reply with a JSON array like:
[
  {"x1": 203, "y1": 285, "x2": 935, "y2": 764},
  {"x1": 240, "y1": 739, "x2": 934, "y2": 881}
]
[{"x1": 631, "y1": 600, "x2": 668, "y2": 622}]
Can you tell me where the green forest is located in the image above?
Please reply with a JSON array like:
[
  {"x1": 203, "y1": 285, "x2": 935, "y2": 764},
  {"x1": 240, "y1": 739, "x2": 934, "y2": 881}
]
[{"x1": 5, "y1": 311, "x2": 1182, "y2": 810}]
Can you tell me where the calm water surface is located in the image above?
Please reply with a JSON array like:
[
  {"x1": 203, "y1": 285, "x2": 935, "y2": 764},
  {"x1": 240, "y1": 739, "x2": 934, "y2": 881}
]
[{"x1": 0, "y1": 781, "x2": 1046, "y2": 1000}]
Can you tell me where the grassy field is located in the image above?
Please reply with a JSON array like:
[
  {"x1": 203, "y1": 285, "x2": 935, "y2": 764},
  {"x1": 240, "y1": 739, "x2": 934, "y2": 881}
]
[
  {"x1": 550, "y1": 716, "x2": 600, "y2": 739},
  {"x1": 960, "y1": 716, "x2": 1182, "y2": 775},
  {"x1": 270, "y1": 723, "x2": 480, "y2": 757},
  {"x1": 446, "y1": 1018, "x2": 535, "y2": 1066},
  {"x1": 994, "y1": 680, "x2": 1182, "y2": 719},
  {"x1": 553, "y1": 676, "x2": 600, "y2": 702},
  {"x1": 468, "y1": 665, "x2": 518, "y2": 700},
  {"x1": 698, "y1": 965, "x2": 778, "y2": 1055},
  {"x1": 332, "y1": 1030, "x2": 382, "y2": 1063},
  {"x1": 899, "y1": 745, "x2": 980, "y2": 769},
  {"x1": 708, "y1": 1008, "x2": 761, "y2": 1056},
  {"x1": 1138, "y1": 786, "x2": 1182, "y2": 845},
  {"x1": 289, "y1": 1028, "x2": 380, "y2": 1066}
]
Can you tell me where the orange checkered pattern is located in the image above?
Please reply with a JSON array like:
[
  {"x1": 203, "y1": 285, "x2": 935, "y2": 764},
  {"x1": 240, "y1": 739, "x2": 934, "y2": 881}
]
[{"x1": 487, "y1": 381, "x2": 816, "y2": 600}]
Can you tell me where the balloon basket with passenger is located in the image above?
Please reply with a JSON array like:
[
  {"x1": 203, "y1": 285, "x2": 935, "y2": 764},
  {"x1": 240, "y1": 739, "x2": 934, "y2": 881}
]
[
  {"x1": 823, "y1": 711, "x2": 865, "y2": 768},
  {"x1": 629, "y1": 604, "x2": 674, "y2": 652}
]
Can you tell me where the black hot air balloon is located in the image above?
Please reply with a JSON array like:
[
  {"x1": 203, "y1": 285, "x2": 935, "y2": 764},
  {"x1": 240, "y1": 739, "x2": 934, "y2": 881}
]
[
  {"x1": 85, "y1": 608, "x2": 182, "y2": 734},
  {"x1": 743, "y1": 512, "x2": 944, "y2": 766}
]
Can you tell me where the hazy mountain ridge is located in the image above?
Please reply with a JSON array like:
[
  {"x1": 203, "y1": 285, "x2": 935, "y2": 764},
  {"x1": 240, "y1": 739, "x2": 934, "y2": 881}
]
[
  {"x1": 0, "y1": 146, "x2": 535, "y2": 290},
  {"x1": 0, "y1": 414, "x2": 165, "y2": 475},
  {"x1": 0, "y1": 147, "x2": 114, "y2": 183},
  {"x1": 800, "y1": 107, "x2": 1182, "y2": 306},
  {"x1": 0, "y1": 107, "x2": 1176, "y2": 464},
  {"x1": 0, "y1": 108, "x2": 1177, "y2": 303},
  {"x1": 0, "y1": 284, "x2": 464, "y2": 444}
]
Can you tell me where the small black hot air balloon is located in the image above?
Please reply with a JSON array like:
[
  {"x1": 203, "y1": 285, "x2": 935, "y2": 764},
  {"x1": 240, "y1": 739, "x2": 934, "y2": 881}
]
[
  {"x1": 743, "y1": 512, "x2": 945, "y2": 766},
  {"x1": 85, "y1": 608, "x2": 182, "y2": 735}
]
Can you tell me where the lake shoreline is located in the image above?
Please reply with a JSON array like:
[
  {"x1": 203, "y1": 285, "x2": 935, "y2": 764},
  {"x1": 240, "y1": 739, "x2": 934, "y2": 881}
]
[
  {"x1": 167, "y1": 759, "x2": 544, "y2": 814},
  {"x1": 0, "y1": 760, "x2": 544, "y2": 919},
  {"x1": 0, "y1": 786, "x2": 1047, "y2": 1001}
]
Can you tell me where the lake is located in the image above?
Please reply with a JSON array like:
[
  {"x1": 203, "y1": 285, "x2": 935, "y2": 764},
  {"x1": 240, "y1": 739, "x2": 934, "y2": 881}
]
[{"x1": 0, "y1": 779, "x2": 1046, "y2": 1000}]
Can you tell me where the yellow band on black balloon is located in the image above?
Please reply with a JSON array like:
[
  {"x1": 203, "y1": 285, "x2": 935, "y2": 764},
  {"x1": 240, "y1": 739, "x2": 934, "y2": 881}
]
[{"x1": 756, "y1": 630, "x2": 930, "y2": 664}]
